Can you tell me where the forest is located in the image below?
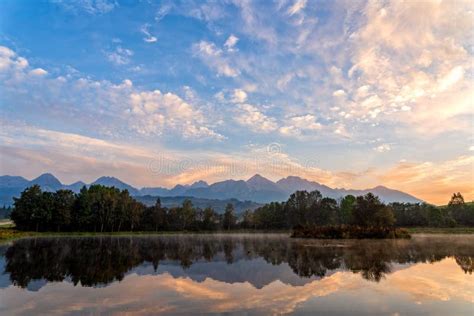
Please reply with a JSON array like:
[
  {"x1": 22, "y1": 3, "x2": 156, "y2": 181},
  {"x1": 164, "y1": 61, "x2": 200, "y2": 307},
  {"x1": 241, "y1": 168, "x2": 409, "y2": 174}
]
[{"x1": 9, "y1": 184, "x2": 474, "y2": 233}]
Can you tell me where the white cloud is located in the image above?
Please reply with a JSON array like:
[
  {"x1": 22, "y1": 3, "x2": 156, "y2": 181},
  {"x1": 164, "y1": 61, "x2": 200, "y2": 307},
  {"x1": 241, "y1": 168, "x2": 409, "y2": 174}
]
[
  {"x1": 343, "y1": 0, "x2": 474, "y2": 135},
  {"x1": 374, "y1": 144, "x2": 391, "y2": 153},
  {"x1": 235, "y1": 104, "x2": 277, "y2": 133},
  {"x1": 289, "y1": 114, "x2": 322, "y2": 130},
  {"x1": 29, "y1": 68, "x2": 48, "y2": 76},
  {"x1": 224, "y1": 34, "x2": 239, "y2": 51},
  {"x1": 1, "y1": 46, "x2": 223, "y2": 142},
  {"x1": 287, "y1": 0, "x2": 307, "y2": 16},
  {"x1": 280, "y1": 114, "x2": 322, "y2": 137},
  {"x1": 230, "y1": 89, "x2": 247, "y2": 103},
  {"x1": 332, "y1": 89, "x2": 346, "y2": 97},
  {"x1": 106, "y1": 46, "x2": 133, "y2": 65},
  {"x1": 193, "y1": 41, "x2": 239, "y2": 77},
  {"x1": 144, "y1": 37, "x2": 157, "y2": 43},
  {"x1": 141, "y1": 24, "x2": 157, "y2": 43},
  {"x1": 53, "y1": 0, "x2": 117, "y2": 15},
  {"x1": 129, "y1": 90, "x2": 224, "y2": 140}
]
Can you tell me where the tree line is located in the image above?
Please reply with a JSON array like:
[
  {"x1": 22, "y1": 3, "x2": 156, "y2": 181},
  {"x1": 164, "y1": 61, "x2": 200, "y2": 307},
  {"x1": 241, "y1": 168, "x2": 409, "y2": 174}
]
[{"x1": 9, "y1": 185, "x2": 474, "y2": 232}]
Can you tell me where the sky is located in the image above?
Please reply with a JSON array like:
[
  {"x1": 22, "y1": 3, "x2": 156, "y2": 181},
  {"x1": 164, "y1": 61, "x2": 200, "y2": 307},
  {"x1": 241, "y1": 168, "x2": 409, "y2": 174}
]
[{"x1": 0, "y1": 0, "x2": 473, "y2": 204}]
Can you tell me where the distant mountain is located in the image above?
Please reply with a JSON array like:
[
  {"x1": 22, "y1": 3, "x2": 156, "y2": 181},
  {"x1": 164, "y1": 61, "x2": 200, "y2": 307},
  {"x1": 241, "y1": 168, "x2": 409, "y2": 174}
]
[
  {"x1": 91, "y1": 176, "x2": 140, "y2": 195},
  {"x1": 135, "y1": 196, "x2": 262, "y2": 214},
  {"x1": 0, "y1": 172, "x2": 423, "y2": 206},
  {"x1": 64, "y1": 181, "x2": 87, "y2": 192},
  {"x1": 29, "y1": 173, "x2": 62, "y2": 192},
  {"x1": 0, "y1": 176, "x2": 29, "y2": 207},
  {"x1": 0, "y1": 176, "x2": 29, "y2": 188},
  {"x1": 139, "y1": 187, "x2": 170, "y2": 196},
  {"x1": 277, "y1": 176, "x2": 334, "y2": 197}
]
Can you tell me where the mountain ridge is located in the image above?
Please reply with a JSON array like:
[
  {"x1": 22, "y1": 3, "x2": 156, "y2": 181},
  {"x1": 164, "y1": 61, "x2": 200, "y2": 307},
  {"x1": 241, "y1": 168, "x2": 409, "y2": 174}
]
[{"x1": 0, "y1": 173, "x2": 423, "y2": 206}]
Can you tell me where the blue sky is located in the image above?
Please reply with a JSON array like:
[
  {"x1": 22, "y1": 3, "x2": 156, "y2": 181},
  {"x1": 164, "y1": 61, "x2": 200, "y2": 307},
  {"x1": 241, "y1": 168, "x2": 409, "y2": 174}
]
[{"x1": 0, "y1": 0, "x2": 473, "y2": 204}]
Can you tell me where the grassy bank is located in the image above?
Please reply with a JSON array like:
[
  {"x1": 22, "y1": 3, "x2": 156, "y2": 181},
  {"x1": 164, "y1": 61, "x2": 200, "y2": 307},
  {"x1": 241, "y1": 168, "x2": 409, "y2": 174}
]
[
  {"x1": 406, "y1": 227, "x2": 474, "y2": 234},
  {"x1": 0, "y1": 228, "x2": 291, "y2": 241},
  {"x1": 1, "y1": 226, "x2": 474, "y2": 242}
]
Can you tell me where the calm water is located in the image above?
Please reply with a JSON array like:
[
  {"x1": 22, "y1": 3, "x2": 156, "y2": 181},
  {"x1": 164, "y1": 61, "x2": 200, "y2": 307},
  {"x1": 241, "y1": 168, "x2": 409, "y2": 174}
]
[{"x1": 0, "y1": 234, "x2": 472, "y2": 315}]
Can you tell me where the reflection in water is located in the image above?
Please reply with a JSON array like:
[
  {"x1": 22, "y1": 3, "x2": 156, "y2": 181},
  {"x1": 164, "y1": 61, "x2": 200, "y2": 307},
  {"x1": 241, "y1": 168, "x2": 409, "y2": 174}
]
[
  {"x1": 0, "y1": 235, "x2": 473, "y2": 315},
  {"x1": 2, "y1": 234, "x2": 473, "y2": 288}
]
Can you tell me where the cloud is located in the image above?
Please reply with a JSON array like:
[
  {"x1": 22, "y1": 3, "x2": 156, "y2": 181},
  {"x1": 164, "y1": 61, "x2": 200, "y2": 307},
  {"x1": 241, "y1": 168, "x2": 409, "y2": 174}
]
[
  {"x1": 0, "y1": 46, "x2": 28, "y2": 72},
  {"x1": 128, "y1": 90, "x2": 224, "y2": 141},
  {"x1": 374, "y1": 144, "x2": 391, "y2": 153},
  {"x1": 332, "y1": 89, "x2": 346, "y2": 97},
  {"x1": 106, "y1": 46, "x2": 133, "y2": 65},
  {"x1": 29, "y1": 68, "x2": 48, "y2": 76},
  {"x1": 234, "y1": 104, "x2": 277, "y2": 133},
  {"x1": 230, "y1": 89, "x2": 247, "y2": 103},
  {"x1": 224, "y1": 34, "x2": 239, "y2": 51},
  {"x1": 287, "y1": 0, "x2": 307, "y2": 16},
  {"x1": 53, "y1": 0, "x2": 117, "y2": 15},
  {"x1": 141, "y1": 24, "x2": 157, "y2": 43},
  {"x1": 193, "y1": 41, "x2": 239, "y2": 77},
  {"x1": 280, "y1": 114, "x2": 322, "y2": 137},
  {"x1": 1, "y1": 46, "x2": 223, "y2": 142},
  {"x1": 344, "y1": 0, "x2": 474, "y2": 135}
]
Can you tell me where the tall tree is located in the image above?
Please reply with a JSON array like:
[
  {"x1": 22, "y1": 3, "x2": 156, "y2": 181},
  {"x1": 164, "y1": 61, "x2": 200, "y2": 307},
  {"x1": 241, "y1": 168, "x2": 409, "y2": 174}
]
[
  {"x1": 340, "y1": 195, "x2": 355, "y2": 224},
  {"x1": 223, "y1": 203, "x2": 236, "y2": 230},
  {"x1": 52, "y1": 189, "x2": 75, "y2": 232},
  {"x1": 11, "y1": 185, "x2": 43, "y2": 231}
]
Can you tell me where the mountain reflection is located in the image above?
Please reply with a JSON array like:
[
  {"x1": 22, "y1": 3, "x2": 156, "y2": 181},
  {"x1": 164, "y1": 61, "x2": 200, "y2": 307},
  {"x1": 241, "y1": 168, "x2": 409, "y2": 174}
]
[{"x1": 2, "y1": 234, "x2": 473, "y2": 289}]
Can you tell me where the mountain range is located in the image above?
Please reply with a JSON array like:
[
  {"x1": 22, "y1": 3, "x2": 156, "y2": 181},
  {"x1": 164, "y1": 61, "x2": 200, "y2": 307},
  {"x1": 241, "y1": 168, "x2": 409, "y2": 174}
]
[{"x1": 0, "y1": 173, "x2": 423, "y2": 207}]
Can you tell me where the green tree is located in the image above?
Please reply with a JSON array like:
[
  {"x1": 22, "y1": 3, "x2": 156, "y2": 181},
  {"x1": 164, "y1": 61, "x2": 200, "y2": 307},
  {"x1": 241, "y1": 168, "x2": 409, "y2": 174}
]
[
  {"x1": 241, "y1": 209, "x2": 255, "y2": 229},
  {"x1": 73, "y1": 186, "x2": 94, "y2": 231},
  {"x1": 352, "y1": 193, "x2": 394, "y2": 227},
  {"x1": 223, "y1": 203, "x2": 236, "y2": 230},
  {"x1": 286, "y1": 190, "x2": 322, "y2": 227},
  {"x1": 448, "y1": 193, "x2": 474, "y2": 226},
  {"x1": 202, "y1": 206, "x2": 218, "y2": 230},
  {"x1": 181, "y1": 199, "x2": 196, "y2": 230},
  {"x1": 340, "y1": 195, "x2": 355, "y2": 224},
  {"x1": 11, "y1": 185, "x2": 43, "y2": 230},
  {"x1": 52, "y1": 190, "x2": 75, "y2": 232},
  {"x1": 316, "y1": 197, "x2": 338, "y2": 225}
]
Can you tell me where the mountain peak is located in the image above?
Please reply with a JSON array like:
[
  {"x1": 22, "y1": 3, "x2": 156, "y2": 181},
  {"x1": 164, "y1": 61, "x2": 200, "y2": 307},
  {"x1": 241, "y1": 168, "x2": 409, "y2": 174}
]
[
  {"x1": 29, "y1": 173, "x2": 62, "y2": 192},
  {"x1": 247, "y1": 174, "x2": 271, "y2": 183},
  {"x1": 190, "y1": 180, "x2": 209, "y2": 189},
  {"x1": 31, "y1": 173, "x2": 61, "y2": 185},
  {"x1": 246, "y1": 174, "x2": 281, "y2": 192},
  {"x1": 92, "y1": 176, "x2": 139, "y2": 194}
]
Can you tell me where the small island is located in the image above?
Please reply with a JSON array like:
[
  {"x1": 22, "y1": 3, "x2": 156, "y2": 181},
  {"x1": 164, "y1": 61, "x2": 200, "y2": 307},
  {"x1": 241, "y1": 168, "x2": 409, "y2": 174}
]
[{"x1": 2, "y1": 184, "x2": 472, "y2": 240}]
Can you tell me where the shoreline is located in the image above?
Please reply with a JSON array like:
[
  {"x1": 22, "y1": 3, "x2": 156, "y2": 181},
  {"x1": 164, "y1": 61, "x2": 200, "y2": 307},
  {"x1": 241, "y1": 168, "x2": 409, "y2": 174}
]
[{"x1": 1, "y1": 227, "x2": 474, "y2": 242}]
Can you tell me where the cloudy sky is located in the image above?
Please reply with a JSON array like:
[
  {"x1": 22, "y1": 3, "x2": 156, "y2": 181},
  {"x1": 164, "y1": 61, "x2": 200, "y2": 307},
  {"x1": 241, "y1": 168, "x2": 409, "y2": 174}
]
[{"x1": 0, "y1": 0, "x2": 472, "y2": 204}]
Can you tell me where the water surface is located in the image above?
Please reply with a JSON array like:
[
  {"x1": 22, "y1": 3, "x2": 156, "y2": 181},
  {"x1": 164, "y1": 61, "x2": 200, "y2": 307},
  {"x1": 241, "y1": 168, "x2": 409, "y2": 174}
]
[{"x1": 0, "y1": 234, "x2": 473, "y2": 315}]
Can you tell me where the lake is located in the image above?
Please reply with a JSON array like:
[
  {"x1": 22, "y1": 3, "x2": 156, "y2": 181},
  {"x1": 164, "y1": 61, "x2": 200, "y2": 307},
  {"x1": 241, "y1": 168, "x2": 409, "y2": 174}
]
[{"x1": 0, "y1": 234, "x2": 473, "y2": 315}]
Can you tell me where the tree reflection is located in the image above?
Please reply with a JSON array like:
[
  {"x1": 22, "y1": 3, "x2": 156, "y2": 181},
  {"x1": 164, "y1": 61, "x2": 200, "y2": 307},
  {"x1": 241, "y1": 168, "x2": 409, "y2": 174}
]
[{"x1": 3, "y1": 235, "x2": 473, "y2": 288}]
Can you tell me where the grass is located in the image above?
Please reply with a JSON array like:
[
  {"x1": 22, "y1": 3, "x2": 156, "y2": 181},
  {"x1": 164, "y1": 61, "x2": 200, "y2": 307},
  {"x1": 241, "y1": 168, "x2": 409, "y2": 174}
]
[
  {"x1": 0, "y1": 228, "x2": 291, "y2": 241},
  {"x1": 406, "y1": 227, "x2": 474, "y2": 234},
  {"x1": 0, "y1": 228, "x2": 38, "y2": 241},
  {"x1": 1, "y1": 226, "x2": 473, "y2": 242}
]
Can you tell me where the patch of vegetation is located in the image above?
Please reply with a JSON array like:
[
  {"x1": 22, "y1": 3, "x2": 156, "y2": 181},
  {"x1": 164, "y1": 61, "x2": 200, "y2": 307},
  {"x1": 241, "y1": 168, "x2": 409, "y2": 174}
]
[
  {"x1": 406, "y1": 227, "x2": 474, "y2": 234},
  {"x1": 291, "y1": 225, "x2": 411, "y2": 239},
  {"x1": 0, "y1": 228, "x2": 36, "y2": 241}
]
